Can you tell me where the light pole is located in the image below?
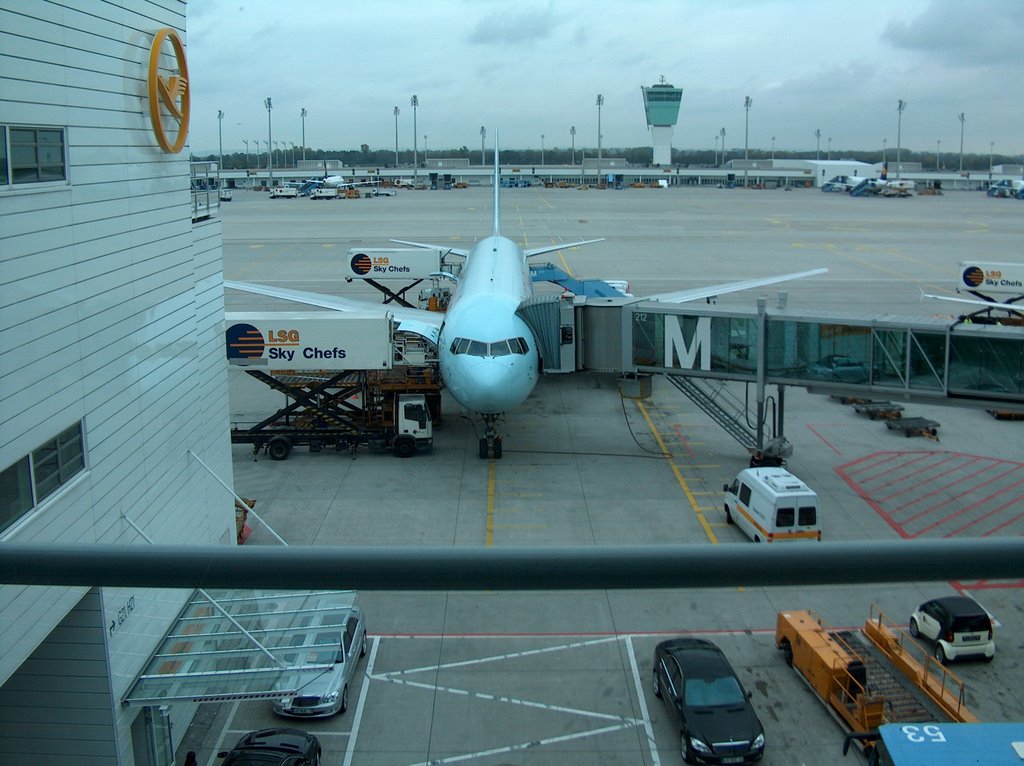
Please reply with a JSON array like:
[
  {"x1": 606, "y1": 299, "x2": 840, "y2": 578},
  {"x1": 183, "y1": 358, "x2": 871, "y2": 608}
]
[
  {"x1": 290, "y1": 142, "x2": 296, "y2": 167},
  {"x1": 771, "y1": 136, "x2": 775, "y2": 162},
  {"x1": 243, "y1": 139, "x2": 249, "y2": 168},
  {"x1": 424, "y1": 134, "x2": 428, "y2": 163},
  {"x1": 273, "y1": 140, "x2": 279, "y2": 168},
  {"x1": 300, "y1": 107, "x2": 307, "y2": 162},
  {"x1": 217, "y1": 109, "x2": 224, "y2": 174},
  {"x1": 720, "y1": 127, "x2": 726, "y2": 166},
  {"x1": 815, "y1": 128, "x2": 821, "y2": 161},
  {"x1": 937, "y1": 139, "x2": 941, "y2": 171},
  {"x1": 714, "y1": 135, "x2": 719, "y2": 166},
  {"x1": 743, "y1": 96, "x2": 752, "y2": 187},
  {"x1": 958, "y1": 112, "x2": 965, "y2": 173},
  {"x1": 264, "y1": 97, "x2": 273, "y2": 185},
  {"x1": 827, "y1": 137, "x2": 832, "y2": 161},
  {"x1": 596, "y1": 94, "x2": 603, "y2": 187},
  {"x1": 410, "y1": 95, "x2": 418, "y2": 182},
  {"x1": 896, "y1": 99, "x2": 906, "y2": 180},
  {"x1": 541, "y1": 134, "x2": 545, "y2": 166},
  {"x1": 394, "y1": 107, "x2": 400, "y2": 167},
  {"x1": 480, "y1": 126, "x2": 485, "y2": 165},
  {"x1": 570, "y1": 126, "x2": 576, "y2": 165}
]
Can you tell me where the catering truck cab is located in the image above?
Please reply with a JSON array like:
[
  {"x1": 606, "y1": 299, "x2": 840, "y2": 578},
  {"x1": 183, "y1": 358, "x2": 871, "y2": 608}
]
[{"x1": 723, "y1": 467, "x2": 821, "y2": 542}]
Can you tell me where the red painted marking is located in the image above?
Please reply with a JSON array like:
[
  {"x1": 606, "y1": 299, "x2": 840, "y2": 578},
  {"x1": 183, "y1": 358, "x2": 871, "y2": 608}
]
[
  {"x1": 837, "y1": 450, "x2": 1024, "y2": 590},
  {"x1": 805, "y1": 424, "x2": 843, "y2": 456}
]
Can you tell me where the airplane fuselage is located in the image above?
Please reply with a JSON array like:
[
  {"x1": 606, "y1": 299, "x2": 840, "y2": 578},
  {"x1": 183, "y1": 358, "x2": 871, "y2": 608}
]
[{"x1": 438, "y1": 235, "x2": 539, "y2": 415}]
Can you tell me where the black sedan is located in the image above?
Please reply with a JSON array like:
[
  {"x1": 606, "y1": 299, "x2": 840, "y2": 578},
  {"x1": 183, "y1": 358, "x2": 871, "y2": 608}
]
[
  {"x1": 217, "y1": 728, "x2": 321, "y2": 765},
  {"x1": 653, "y1": 638, "x2": 765, "y2": 764}
]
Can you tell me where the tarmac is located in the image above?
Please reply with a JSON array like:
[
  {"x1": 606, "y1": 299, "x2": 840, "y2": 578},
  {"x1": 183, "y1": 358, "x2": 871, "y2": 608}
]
[{"x1": 181, "y1": 184, "x2": 1024, "y2": 765}]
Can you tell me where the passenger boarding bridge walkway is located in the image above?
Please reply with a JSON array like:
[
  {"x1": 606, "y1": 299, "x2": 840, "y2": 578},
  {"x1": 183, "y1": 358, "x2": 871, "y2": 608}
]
[{"x1": 517, "y1": 293, "x2": 1024, "y2": 456}]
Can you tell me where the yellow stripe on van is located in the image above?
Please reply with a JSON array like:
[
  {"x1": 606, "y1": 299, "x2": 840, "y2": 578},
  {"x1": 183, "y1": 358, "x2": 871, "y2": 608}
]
[{"x1": 735, "y1": 503, "x2": 820, "y2": 542}]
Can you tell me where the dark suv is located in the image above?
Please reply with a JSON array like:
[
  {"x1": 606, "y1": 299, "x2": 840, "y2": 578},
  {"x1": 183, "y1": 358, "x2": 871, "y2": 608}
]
[
  {"x1": 653, "y1": 638, "x2": 765, "y2": 763},
  {"x1": 217, "y1": 728, "x2": 321, "y2": 765}
]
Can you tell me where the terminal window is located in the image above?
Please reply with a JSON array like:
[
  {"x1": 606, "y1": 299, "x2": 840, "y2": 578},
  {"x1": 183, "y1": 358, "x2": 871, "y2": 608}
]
[
  {"x1": 4, "y1": 126, "x2": 66, "y2": 184},
  {"x1": 0, "y1": 421, "x2": 85, "y2": 535}
]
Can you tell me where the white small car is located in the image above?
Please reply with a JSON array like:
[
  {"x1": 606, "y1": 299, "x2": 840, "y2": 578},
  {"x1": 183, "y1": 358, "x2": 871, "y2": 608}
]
[
  {"x1": 909, "y1": 596, "x2": 994, "y2": 664},
  {"x1": 273, "y1": 606, "x2": 367, "y2": 718}
]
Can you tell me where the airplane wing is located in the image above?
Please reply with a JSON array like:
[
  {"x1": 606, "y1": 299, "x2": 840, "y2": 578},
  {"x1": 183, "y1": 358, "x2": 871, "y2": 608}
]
[
  {"x1": 224, "y1": 280, "x2": 443, "y2": 344},
  {"x1": 390, "y1": 239, "x2": 471, "y2": 257},
  {"x1": 641, "y1": 268, "x2": 828, "y2": 304},
  {"x1": 921, "y1": 290, "x2": 1024, "y2": 312},
  {"x1": 525, "y1": 239, "x2": 605, "y2": 258}
]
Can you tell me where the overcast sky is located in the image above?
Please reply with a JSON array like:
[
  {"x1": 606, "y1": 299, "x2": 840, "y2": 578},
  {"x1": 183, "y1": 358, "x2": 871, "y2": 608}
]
[{"x1": 186, "y1": 0, "x2": 1024, "y2": 159}]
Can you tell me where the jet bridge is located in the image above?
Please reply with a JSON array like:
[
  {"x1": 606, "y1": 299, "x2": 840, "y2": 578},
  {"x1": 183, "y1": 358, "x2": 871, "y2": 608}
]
[{"x1": 518, "y1": 295, "x2": 1024, "y2": 455}]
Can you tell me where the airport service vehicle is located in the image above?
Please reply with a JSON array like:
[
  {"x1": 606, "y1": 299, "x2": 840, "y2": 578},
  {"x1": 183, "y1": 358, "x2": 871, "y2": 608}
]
[
  {"x1": 231, "y1": 381, "x2": 435, "y2": 460},
  {"x1": 310, "y1": 187, "x2": 338, "y2": 200},
  {"x1": 986, "y1": 179, "x2": 1024, "y2": 198},
  {"x1": 843, "y1": 722, "x2": 1024, "y2": 766},
  {"x1": 368, "y1": 187, "x2": 396, "y2": 196},
  {"x1": 722, "y1": 468, "x2": 820, "y2": 543},
  {"x1": 822, "y1": 175, "x2": 863, "y2": 193},
  {"x1": 776, "y1": 607, "x2": 979, "y2": 758},
  {"x1": 274, "y1": 606, "x2": 367, "y2": 718},
  {"x1": 908, "y1": 596, "x2": 995, "y2": 664},
  {"x1": 270, "y1": 186, "x2": 299, "y2": 198},
  {"x1": 652, "y1": 637, "x2": 765, "y2": 764},
  {"x1": 217, "y1": 728, "x2": 321, "y2": 765}
]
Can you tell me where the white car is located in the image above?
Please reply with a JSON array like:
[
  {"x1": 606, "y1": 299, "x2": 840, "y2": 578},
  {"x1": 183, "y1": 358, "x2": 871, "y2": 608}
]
[
  {"x1": 909, "y1": 596, "x2": 994, "y2": 664},
  {"x1": 273, "y1": 606, "x2": 367, "y2": 718}
]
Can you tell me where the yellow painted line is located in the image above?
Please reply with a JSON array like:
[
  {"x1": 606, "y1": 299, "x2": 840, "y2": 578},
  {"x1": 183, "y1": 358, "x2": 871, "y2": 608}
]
[
  {"x1": 321, "y1": 243, "x2": 335, "y2": 248},
  {"x1": 249, "y1": 244, "x2": 264, "y2": 249},
  {"x1": 636, "y1": 400, "x2": 718, "y2": 544},
  {"x1": 486, "y1": 461, "x2": 495, "y2": 546}
]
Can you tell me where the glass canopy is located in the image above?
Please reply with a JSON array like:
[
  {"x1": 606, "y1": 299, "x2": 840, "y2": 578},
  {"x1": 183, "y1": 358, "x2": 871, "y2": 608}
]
[{"x1": 124, "y1": 589, "x2": 356, "y2": 706}]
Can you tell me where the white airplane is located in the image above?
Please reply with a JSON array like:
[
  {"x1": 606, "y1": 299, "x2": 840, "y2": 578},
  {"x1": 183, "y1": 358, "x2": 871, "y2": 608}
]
[
  {"x1": 304, "y1": 161, "x2": 382, "y2": 191},
  {"x1": 226, "y1": 140, "x2": 827, "y2": 458}
]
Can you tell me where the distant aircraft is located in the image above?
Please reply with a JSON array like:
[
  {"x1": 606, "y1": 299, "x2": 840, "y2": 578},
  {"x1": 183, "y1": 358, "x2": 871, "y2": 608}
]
[
  {"x1": 226, "y1": 138, "x2": 826, "y2": 458},
  {"x1": 304, "y1": 160, "x2": 381, "y2": 191},
  {"x1": 849, "y1": 163, "x2": 915, "y2": 197}
]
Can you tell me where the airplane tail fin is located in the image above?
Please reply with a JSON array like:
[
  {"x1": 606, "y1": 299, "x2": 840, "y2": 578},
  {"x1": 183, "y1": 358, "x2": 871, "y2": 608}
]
[
  {"x1": 493, "y1": 131, "x2": 500, "y2": 238},
  {"x1": 881, "y1": 162, "x2": 888, "y2": 180}
]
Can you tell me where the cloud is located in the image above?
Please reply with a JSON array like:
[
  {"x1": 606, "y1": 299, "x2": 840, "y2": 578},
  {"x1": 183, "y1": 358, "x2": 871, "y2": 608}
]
[
  {"x1": 883, "y1": 0, "x2": 1024, "y2": 66},
  {"x1": 467, "y1": 5, "x2": 564, "y2": 45}
]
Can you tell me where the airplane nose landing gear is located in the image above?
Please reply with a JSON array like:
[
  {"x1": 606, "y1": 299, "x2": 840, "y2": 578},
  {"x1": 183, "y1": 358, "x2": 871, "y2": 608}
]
[{"x1": 479, "y1": 414, "x2": 504, "y2": 459}]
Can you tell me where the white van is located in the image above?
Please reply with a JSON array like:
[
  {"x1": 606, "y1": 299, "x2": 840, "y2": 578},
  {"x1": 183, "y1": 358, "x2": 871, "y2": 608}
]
[{"x1": 722, "y1": 468, "x2": 821, "y2": 543}]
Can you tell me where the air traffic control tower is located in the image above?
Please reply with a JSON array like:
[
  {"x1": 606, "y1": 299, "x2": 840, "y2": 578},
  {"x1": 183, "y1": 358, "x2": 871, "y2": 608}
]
[{"x1": 641, "y1": 78, "x2": 683, "y2": 166}]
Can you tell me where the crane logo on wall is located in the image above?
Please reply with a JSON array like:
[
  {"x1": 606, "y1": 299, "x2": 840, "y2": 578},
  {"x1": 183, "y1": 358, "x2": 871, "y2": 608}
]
[{"x1": 147, "y1": 28, "x2": 190, "y2": 153}]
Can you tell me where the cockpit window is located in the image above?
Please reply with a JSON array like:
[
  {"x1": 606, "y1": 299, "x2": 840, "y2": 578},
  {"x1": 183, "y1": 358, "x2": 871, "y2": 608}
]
[{"x1": 449, "y1": 337, "x2": 531, "y2": 356}]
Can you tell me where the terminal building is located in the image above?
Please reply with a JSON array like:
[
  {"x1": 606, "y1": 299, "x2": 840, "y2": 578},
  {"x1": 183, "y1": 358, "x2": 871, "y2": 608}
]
[{"x1": 1, "y1": 2, "x2": 234, "y2": 762}]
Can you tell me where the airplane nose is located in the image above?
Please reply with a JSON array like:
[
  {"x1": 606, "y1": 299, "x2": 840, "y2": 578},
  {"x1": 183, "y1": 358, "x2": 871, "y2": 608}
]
[{"x1": 462, "y1": 358, "x2": 529, "y2": 413}]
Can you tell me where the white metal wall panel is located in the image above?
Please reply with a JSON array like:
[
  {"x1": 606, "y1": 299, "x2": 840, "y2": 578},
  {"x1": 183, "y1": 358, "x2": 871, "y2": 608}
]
[
  {"x1": 0, "y1": 589, "x2": 117, "y2": 765},
  {"x1": 1, "y1": 1, "x2": 231, "y2": 763}
]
